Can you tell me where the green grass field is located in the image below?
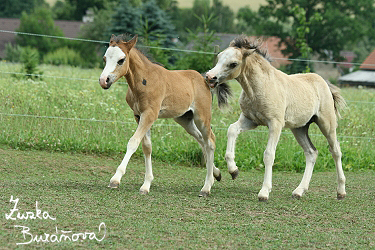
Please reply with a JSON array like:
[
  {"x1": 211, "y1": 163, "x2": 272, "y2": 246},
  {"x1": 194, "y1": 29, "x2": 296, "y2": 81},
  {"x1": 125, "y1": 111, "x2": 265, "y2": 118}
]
[
  {"x1": 1, "y1": 62, "x2": 375, "y2": 248},
  {"x1": 1, "y1": 147, "x2": 375, "y2": 248},
  {"x1": 0, "y1": 62, "x2": 374, "y2": 172}
]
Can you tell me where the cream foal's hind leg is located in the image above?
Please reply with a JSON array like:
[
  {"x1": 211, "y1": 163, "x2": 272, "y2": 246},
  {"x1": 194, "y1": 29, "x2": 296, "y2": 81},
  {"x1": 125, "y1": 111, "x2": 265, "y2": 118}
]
[
  {"x1": 225, "y1": 113, "x2": 257, "y2": 179},
  {"x1": 316, "y1": 117, "x2": 346, "y2": 199},
  {"x1": 291, "y1": 125, "x2": 318, "y2": 199}
]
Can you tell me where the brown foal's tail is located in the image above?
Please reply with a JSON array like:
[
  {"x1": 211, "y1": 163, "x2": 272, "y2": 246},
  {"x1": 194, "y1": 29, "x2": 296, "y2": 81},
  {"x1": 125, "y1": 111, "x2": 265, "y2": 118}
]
[{"x1": 327, "y1": 81, "x2": 347, "y2": 119}]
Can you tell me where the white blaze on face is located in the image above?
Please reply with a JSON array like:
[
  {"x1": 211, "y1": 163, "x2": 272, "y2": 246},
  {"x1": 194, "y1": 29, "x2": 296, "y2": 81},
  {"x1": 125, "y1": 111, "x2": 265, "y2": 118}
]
[
  {"x1": 99, "y1": 46, "x2": 126, "y2": 88},
  {"x1": 102, "y1": 46, "x2": 126, "y2": 76},
  {"x1": 206, "y1": 47, "x2": 241, "y2": 82}
]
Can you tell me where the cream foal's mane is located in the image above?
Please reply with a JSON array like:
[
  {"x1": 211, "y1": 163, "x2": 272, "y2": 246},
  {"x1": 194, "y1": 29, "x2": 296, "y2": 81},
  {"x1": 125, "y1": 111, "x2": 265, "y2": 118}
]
[{"x1": 229, "y1": 35, "x2": 272, "y2": 62}]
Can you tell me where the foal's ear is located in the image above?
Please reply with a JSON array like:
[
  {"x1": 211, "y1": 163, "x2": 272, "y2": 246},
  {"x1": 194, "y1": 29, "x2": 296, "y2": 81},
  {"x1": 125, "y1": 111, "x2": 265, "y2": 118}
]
[
  {"x1": 110, "y1": 34, "x2": 116, "y2": 42},
  {"x1": 243, "y1": 48, "x2": 256, "y2": 58},
  {"x1": 109, "y1": 34, "x2": 116, "y2": 45},
  {"x1": 124, "y1": 35, "x2": 138, "y2": 52}
]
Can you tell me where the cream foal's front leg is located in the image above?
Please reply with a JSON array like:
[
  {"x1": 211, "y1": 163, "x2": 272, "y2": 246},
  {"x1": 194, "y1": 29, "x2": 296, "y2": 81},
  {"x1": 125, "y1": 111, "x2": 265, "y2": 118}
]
[
  {"x1": 225, "y1": 113, "x2": 257, "y2": 179},
  {"x1": 258, "y1": 121, "x2": 282, "y2": 201}
]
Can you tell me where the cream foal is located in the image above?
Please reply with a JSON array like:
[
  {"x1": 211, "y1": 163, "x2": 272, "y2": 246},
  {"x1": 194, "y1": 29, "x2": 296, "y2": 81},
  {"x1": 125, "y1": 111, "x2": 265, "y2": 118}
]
[{"x1": 206, "y1": 35, "x2": 346, "y2": 201}]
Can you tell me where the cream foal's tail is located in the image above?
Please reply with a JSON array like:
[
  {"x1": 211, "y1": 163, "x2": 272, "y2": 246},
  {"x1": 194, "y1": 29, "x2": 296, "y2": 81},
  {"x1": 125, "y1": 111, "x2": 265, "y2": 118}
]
[{"x1": 327, "y1": 81, "x2": 347, "y2": 119}]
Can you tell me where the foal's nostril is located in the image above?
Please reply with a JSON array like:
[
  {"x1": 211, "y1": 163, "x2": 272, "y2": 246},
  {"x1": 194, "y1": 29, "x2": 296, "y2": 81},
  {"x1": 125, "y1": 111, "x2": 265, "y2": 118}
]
[{"x1": 106, "y1": 76, "x2": 110, "y2": 83}]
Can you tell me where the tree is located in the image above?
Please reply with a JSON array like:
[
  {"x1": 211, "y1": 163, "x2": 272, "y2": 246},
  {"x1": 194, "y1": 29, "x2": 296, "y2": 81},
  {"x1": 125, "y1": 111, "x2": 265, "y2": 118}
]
[
  {"x1": 254, "y1": 0, "x2": 375, "y2": 62},
  {"x1": 174, "y1": 13, "x2": 217, "y2": 73},
  {"x1": 208, "y1": 0, "x2": 235, "y2": 33},
  {"x1": 236, "y1": 6, "x2": 262, "y2": 34},
  {"x1": 53, "y1": 0, "x2": 110, "y2": 21},
  {"x1": 109, "y1": 0, "x2": 176, "y2": 47},
  {"x1": 286, "y1": 5, "x2": 322, "y2": 73},
  {"x1": 16, "y1": 7, "x2": 65, "y2": 58},
  {"x1": 78, "y1": 3, "x2": 116, "y2": 64},
  {"x1": 0, "y1": 0, "x2": 47, "y2": 18},
  {"x1": 108, "y1": 0, "x2": 142, "y2": 36}
]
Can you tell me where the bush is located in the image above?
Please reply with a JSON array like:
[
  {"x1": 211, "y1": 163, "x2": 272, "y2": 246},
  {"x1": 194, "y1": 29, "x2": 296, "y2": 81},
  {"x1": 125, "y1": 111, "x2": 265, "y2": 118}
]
[
  {"x1": 16, "y1": 7, "x2": 65, "y2": 58},
  {"x1": 4, "y1": 43, "x2": 23, "y2": 62},
  {"x1": 43, "y1": 47, "x2": 84, "y2": 67},
  {"x1": 20, "y1": 47, "x2": 42, "y2": 79}
]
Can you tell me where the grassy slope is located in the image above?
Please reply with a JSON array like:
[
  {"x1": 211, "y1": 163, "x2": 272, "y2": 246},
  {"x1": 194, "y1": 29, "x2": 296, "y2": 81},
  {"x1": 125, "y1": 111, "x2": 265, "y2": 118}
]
[
  {"x1": 1, "y1": 146, "x2": 375, "y2": 249},
  {"x1": 1, "y1": 62, "x2": 374, "y2": 172}
]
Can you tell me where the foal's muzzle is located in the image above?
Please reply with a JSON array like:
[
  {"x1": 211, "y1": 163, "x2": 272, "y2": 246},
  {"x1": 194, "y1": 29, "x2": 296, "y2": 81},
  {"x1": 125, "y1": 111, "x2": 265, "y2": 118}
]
[
  {"x1": 205, "y1": 74, "x2": 219, "y2": 89},
  {"x1": 99, "y1": 76, "x2": 113, "y2": 89}
]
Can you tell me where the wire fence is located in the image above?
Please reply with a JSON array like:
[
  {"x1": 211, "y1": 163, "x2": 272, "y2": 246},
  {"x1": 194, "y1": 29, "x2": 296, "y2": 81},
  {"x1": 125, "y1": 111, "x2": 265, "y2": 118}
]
[
  {"x1": 0, "y1": 112, "x2": 374, "y2": 141},
  {"x1": 0, "y1": 29, "x2": 374, "y2": 142},
  {"x1": 2, "y1": 29, "x2": 375, "y2": 67}
]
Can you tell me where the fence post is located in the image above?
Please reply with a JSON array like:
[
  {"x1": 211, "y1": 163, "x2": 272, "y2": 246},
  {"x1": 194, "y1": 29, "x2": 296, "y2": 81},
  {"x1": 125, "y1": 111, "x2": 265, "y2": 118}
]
[{"x1": 213, "y1": 45, "x2": 220, "y2": 67}]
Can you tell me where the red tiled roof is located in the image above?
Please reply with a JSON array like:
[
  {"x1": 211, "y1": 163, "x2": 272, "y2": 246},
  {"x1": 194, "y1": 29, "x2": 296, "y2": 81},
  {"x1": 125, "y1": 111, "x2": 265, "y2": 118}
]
[{"x1": 360, "y1": 49, "x2": 375, "y2": 70}]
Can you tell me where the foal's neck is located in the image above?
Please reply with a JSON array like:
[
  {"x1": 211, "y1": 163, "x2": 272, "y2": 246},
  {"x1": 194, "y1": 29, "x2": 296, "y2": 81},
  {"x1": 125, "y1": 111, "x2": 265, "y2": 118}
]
[
  {"x1": 236, "y1": 54, "x2": 274, "y2": 98},
  {"x1": 125, "y1": 49, "x2": 152, "y2": 89}
]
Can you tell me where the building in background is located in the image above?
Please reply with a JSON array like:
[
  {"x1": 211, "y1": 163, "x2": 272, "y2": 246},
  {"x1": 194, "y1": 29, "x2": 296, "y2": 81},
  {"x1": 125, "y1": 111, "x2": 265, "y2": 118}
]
[{"x1": 339, "y1": 49, "x2": 375, "y2": 87}]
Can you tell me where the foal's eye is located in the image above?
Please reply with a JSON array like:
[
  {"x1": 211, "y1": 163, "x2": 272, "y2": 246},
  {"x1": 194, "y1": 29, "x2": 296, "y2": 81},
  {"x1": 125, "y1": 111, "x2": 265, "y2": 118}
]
[
  {"x1": 228, "y1": 63, "x2": 238, "y2": 69},
  {"x1": 117, "y1": 58, "x2": 125, "y2": 65}
]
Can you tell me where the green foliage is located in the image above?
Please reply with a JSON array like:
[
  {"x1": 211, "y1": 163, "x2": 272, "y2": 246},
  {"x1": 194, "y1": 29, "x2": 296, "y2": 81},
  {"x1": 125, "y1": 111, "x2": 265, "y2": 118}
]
[
  {"x1": 109, "y1": 0, "x2": 142, "y2": 36},
  {"x1": 109, "y1": 0, "x2": 176, "y2": 48},
  {"x1": 171, "y1": 0, "x2": 235, "y2": 36},
  {"x1": 20, "y1": 47, "x2": 42, "y2": 79},
  {"x1": 208, "y1": 0, "x2": 235, "y2": 33},
  {"x1": 77, "y1": 4, "x2": 117, "y2": 68},
  {"x1": 284, "y1": 6, "x2": 322, "y2": 74},
  {"x1": 252, "y1": 0, "x2": 375, "y2": 62},
  {"x1": 174, "y1": 14, "x2": 217, "y2": 72},
  {"x1": 16, "y1": 7, "x2": 65, "y2": 58},
  {"x1": 139, "y1": 0, "x2": 176, "y2": 48},
  {"x1": 0, "y1": 0, "x2": 47, "y2": 18},
  {"x1": 4, "y1": 43, "x2": 23, "y2": 62},
  {"x1": 136, "y1": 18, "x2": 171, "y2": 67},
  {"x1": 52, "y1": 0, "x2": 107, "y2": 21},
  {"x1": 43, "y1": 47, "x2": 84, "y2": 67},
  {"x1": 236, "y1": 6, "x2": 261, "y2": 35}
]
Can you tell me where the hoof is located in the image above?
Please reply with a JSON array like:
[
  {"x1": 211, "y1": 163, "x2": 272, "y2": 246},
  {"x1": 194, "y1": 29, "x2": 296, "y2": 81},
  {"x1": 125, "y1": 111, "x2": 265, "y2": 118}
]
[
  {"x1": 139, "y1": 190, "x2": 149, "y2": 195},
  {"x1": 337, "y1": 193, "x2": 346, "y2": 200},
  {"x1": 230, "y1": 169, "x2": 239, "y2": 180},
  {"x1": 258, "y1": 196, "x2": 268, "y2": 202},
  {"x1": 199, "y1": 191, "x2": 210, "y2": 197},
  {"x1": 108, "y1": 181, "x2": 119, "y2": 188},
  {"x1": 214, "y1": 172, "x2": 222, "y2": 182},
  {"x1": 292, "y1": 194, "x2": 301, "y2": 200}
]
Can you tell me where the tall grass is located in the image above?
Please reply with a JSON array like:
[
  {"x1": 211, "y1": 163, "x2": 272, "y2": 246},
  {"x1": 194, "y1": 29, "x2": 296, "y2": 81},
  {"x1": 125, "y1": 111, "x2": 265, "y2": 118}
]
[{"x1": 0, "y1": 61, "x2": 374, "y2": 172}]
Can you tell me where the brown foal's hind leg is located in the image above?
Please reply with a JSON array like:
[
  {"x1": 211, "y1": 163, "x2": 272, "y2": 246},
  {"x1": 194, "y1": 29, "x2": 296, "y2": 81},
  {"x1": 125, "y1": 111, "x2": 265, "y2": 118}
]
[
  {"x1": 174, "y1": 115, "x2": 221, "y2": 182},
  {"x1": 139, "y1": 130, "x2": 153, "y2": 194},
  {"x1": 191, "y1": 115, "x2": 217, "y2": 197}
]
